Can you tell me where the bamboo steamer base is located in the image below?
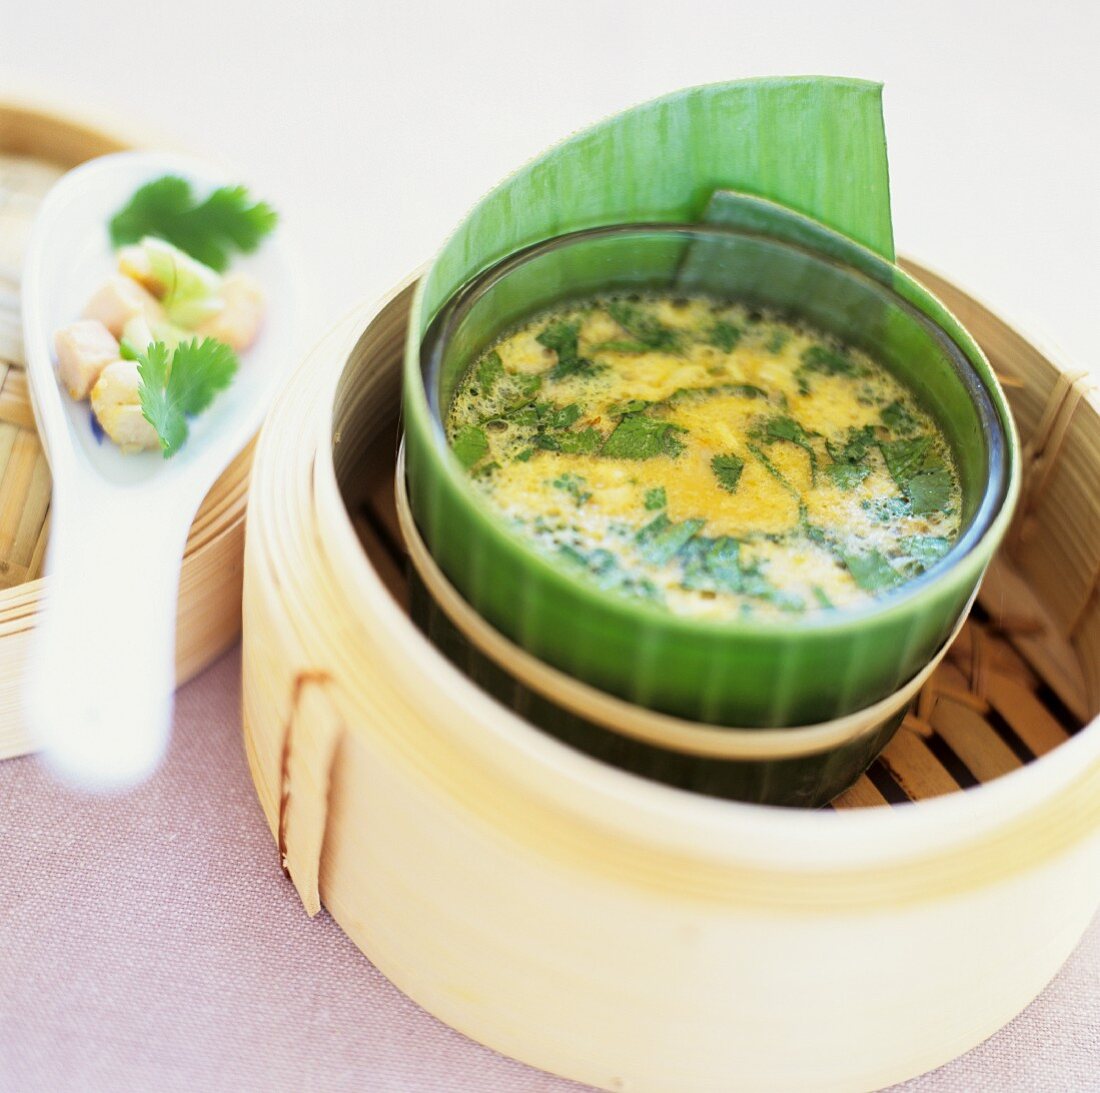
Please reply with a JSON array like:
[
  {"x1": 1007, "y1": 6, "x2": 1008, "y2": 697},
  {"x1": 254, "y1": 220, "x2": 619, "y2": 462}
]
[
  {"x1": 0, "y1": 101, "x2": 253, "y2": 758},
  {"x1": 242, "y1": 270, "x2": 1100, "y2": 1092}
]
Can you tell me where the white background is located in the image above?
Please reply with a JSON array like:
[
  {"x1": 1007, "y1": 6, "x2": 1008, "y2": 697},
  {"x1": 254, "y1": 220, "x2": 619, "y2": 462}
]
[{"x1": 4, "y1": 0, "x2": 1097, "y2": 368}]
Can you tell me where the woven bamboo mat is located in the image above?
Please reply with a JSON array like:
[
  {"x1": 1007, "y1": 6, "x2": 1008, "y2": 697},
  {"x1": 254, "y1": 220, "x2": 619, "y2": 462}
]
[{"x1": 0, "y1": 154, "x2": 60, "y2": 592}]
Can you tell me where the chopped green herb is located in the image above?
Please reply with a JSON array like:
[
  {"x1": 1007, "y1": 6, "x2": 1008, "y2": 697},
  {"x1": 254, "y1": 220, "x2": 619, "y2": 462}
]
[
  {"x1": 679, "y1": 535, "x2": 745, "y2": 592},
  {"x1": 476, "y1": 351, "x2": 504, "y2": 396},
  {"x1": 839, "y1": 548, "x2": 903, "y2": 592},
  {"x1": 551, "y1": 473, "x2": 591, "y2": 505},
  {"x1": 753, "y1": 415, "x2": 818, "y2": 481},
  {"x1": 109, "y1": 176, "x2": 277, "y2": 272},
  {"x1": 747, "y1": 443, "x2": 800, "y2": 497},
  {"x1": 901, "y1": 534, "x2": 952, "y2": 572},
  {"x1": 706, "y1": 321, "x2": 741, "y2": 352},
  {"x1": 825, "y1": 462, "x2": 871, "y2": 489},
  {"x1": 827, "y1": 424, "x2": 877, "y2": 465},
  {"x1": 537, "y1": 320, "x2": 595, "y2": 380},
  {"x1": 812, "y1": 586, "x2": 836, "y2": 610},
  {"x1": 591, "y1": 339, "x2": 653, "y2": 354},
  {"x1": 711, "y1": 453, "x2": 745, "y2": 493},
  {"x1": 558, "y1": 544, "x2": 659, "y2": 599},
  {"x1": 800, "y1": 344, "x2": 857, "y2": 376},
  {"x1": 452, "y1": 424, "x2": 489, "y2": 468},
  {"x1": 880, "y1": 436, "x2": 932, "y2": 481},
  {"x1": 636, "y1": 514, "x2": 705, "y2": 565},
  {"x1": 880, "y1": 437, "x2": 954, "y2": 515},
  {"x1": 663, "y1": 383, "x2": 767, "y2": 406},
  {"x1": 606, "y1": 301, "x2": 680, "y2": 352},
  {"x1": 516, "y1": 372, "x2": 543, "y2": 398},
  {"x1": 862, "y1": 496, "x2": 912, "y2": 523},
  {"x1": 544, "y1": 403, "x2": 582, "y2": 430},
  {"x1": 607, "y1": 398, "x2": 652, "y2": 416},
  {"x1": 644, "y1": 486, "x2": 667, "y2": 510},
  {"x1": 881, "y1": 399, "x2": 919, "y2": 434},
  {"x1": 765, "y1": 329, "x2": 789, "y2": 354},
  {"x1": 136, "y1": 337, "x2": 238, "y2": 458},
  {"x1": 556, "y1": 428, "x2": 602, "y2": 454},
  {"x1": 601, "y1": 414, "x2": 686, "y2": 459}
]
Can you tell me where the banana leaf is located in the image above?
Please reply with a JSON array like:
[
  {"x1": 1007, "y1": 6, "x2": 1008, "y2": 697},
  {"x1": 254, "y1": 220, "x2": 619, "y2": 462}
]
[{"x1": 412, "y1": 75, "x2": 894, "y2": 340}]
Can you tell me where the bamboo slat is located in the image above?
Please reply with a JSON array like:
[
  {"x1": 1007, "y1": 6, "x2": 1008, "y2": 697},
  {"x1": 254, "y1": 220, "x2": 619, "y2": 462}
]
[{"x1": 0, "y1": 103, "x2": 254, "y2": 760}]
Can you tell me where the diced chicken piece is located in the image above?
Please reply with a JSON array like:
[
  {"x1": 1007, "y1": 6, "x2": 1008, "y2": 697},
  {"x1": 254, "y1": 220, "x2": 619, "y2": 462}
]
[
  {"x1": 118, "y1": 245, "x2": 163, "y2": 296},
  {"x1": 54, "y1": 320, "x2": 120, "y2": 400},
  {"x1": 90, "y1": 359, "x2": 159, "y2": 453},
  {"x1": 81, "y1": 275, "x2": 166, "y2": 338},
  {"x1": 196, "y1": 273, "x2": 264, "y2": 351}
]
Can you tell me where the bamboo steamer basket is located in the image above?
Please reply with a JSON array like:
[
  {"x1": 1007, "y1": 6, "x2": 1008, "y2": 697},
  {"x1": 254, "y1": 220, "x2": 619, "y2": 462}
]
[
  {"x1": 0, "y1": 99, "x2": 253, "y2": 759},
  {"x1": 241, "y1": 268, "x2": 1100, "y2": 1092}
]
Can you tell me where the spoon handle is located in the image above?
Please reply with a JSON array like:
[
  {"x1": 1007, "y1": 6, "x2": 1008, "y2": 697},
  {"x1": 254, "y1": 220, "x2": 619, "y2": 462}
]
[{"x1": 25, "y1": 480, "x2": 198, "y2": 788}]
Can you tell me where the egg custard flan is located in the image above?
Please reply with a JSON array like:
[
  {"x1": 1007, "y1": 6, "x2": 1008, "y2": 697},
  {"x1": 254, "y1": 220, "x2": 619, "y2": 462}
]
[{"x1": 446, "y1": 295, "x2": 962, "y2": 620}]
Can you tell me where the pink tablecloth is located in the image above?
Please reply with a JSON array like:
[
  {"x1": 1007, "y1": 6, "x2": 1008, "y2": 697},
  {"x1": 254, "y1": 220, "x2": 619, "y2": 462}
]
[{"x1": 2, "y1": 648, "x2": 1098, "y2": 1092}]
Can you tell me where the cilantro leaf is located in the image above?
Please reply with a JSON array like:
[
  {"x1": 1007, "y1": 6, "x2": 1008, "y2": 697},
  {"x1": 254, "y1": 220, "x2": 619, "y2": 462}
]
[
  {"x1": 551, "y1": 473, "x2": 591, "y2": 505},
  {"x1": 591, "y1": 339, "x2": 653, "y2": 354},
  {"x1": 825, "y1": 462, "x2": 871, "y2": 489},
  {"x1": 880, "y1": 436, "x2": 954, "y2": 515},
  {"x1": 679, "y1": 535, "x2": 744, "y2": 591},
  {"x1": 543, "y1": 403, "x2": 581, "y2": 430},
  {"x1": 556, "y1": 428, "x2": 601, "y2": 454},
  {"x1": 536, "y1": 319, "x2": 595, "y2": 379},
  {"x1": 137, "y1": 337, "x2": 238, "y2": 457},
  {"x1": 601, "y1": 414, "x2": 686, "y2": 459},
  {"x1": 644, "y1": 486, "x2": 667, "y2": 511},
  {"x1": 476, "y1": 351, "x2": 504, "y2": 396},
  {"x1": 907, "y1": 466, "x2": 954, "y2": 514},
  {"x1": 678, "y1": 535, "x2": 803, "y2": 609},
  {"x1": 747, "y1": 443, "x2": 800, "y2": 497},
  {"x1": 453, "y1": 424, "x2": 490, "y2": 469},
  {"x1": 827, "y1": 424, "x2": 876, "y2": 465},
  {"x1": 636, "y1": 514, "x2": 705, "y2": 565},
  {"x1": 881, "y1": 399, "x2": 918, "y2": 435},
  {"x1": 706, "y1": 321, "x2": 741, "y2": 352},
  {"x1": 839, "y1": 548, "x2": 904, "y2": 592},
  {"x1": 711, "y1": 453, "x2": 745, "y2": 492},
  {"x1": 765, "y1": 329, "x2": 789, "y2": 354},
  {"x1": 664, "y1": 383, "x2": 767, "y2": 406},
  {"x1": 606, "y1": 301, "x2": 680, "y2": 352},
  {"x1": 607, "y1": 398, "x2": 652, "y2": 417},
  {"x1": 515, "y1": 372, "x2": 543, "y2": 398},
  {"x1": 136, "y1": 343, "x2": 185, "y2": 457},
  {"x1": 862, "y1": 496, "x2": 912, "y2": 523},
  {"x1": 901, "y1": 534, "x2": 952, "y2": 572},
  {"x1": 880, "y1": 436, "x2": 932, "y2": 481},
  {"x1": 800, "y1": 344, "x2": 857, "y2": 376},
  {"x1": 752, "y1": 415, "x2": 818, "y2": 481},
  {"x1": 558, "y1": 544, "x2": 659, "y2": 600},
  {"x1": 109, "y1": 176, "x2": 277, "y2": 271}
]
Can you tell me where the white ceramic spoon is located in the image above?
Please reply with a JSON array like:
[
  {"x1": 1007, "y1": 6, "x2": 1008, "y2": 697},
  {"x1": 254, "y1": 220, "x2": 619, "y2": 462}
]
[{"x1": 21, "y1": 151, "x2": 297, "y2": 789}]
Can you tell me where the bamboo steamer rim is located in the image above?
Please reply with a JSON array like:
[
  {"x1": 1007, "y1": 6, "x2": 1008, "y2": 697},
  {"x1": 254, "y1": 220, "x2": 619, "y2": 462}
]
[
  {"x1": 246, "y1": 271, "x2": 1100, "y2": 906},
  {"x1": 394, "y1": 448, "x2": 974, "y2": 761}
]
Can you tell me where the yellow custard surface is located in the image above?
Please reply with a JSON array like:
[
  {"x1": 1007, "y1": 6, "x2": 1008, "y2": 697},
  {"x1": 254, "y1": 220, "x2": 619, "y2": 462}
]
[{"x1": 446, "y1": 296, "x2": 961, "y2": 619}]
